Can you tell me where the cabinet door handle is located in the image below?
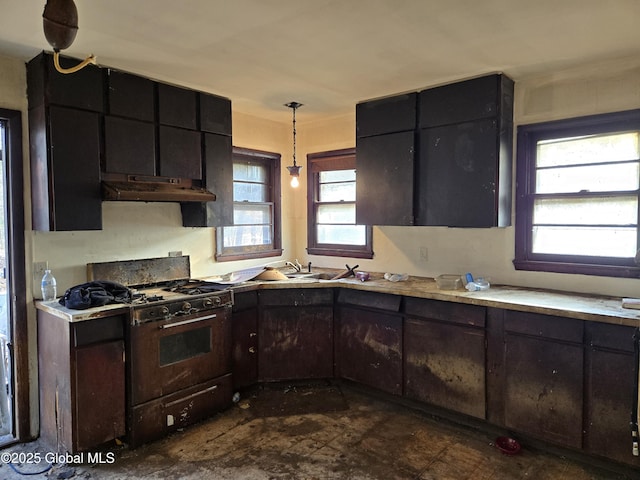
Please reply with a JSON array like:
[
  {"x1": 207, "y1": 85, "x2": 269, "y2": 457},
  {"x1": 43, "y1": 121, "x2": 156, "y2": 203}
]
[
  {"x1": 249, "y1": 332, "x2": 257, "y2": 338},
  {"x1": 159, "y1": 314, "x2": 217, "y2": 329},
  {"x1": 248, "y1": 347, "x2": 256, "y2": 354}
]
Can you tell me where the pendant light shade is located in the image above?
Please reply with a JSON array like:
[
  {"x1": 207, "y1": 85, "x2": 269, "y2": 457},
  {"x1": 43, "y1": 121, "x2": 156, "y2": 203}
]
[{"x1": 42, "y1": 0, "x2": 96, "y2": 74}]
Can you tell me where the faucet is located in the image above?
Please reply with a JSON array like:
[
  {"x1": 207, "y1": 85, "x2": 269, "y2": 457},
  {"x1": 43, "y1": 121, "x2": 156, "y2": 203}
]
[{"x1": 285, "y1": 259, "x2": 302, "y2": 272}]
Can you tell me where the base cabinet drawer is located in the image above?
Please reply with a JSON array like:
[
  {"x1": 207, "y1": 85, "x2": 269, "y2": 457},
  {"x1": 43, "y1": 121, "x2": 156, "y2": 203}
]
[{"x1": 129, "y1": 374, "x2": 233, "y2": 448}]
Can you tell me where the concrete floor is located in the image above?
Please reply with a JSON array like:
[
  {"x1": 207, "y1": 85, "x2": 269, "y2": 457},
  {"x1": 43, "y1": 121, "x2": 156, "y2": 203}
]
[{"x1": 0, "y1": 383, "x2": 634, "y2": 479}]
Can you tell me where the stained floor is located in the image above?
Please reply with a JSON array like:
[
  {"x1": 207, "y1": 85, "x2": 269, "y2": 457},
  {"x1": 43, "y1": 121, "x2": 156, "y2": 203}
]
[{"x1": 0, "y1": 383, "x2": 634, "y2": 479}]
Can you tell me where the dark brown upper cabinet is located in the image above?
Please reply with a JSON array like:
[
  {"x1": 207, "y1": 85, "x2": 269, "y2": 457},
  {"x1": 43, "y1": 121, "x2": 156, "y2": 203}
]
[
  {"x1": 104, "y1": 116, "x2": 156, "y2": 176},
  {"x1": 29, "y1": 105, "x2": 102, "y2": 231},
  {"x1": 27, "y1": 52, "x2": 104, "y2": 112},
  {"x1": 107, "y1": 70, "x2": 155, "y2": 122},
  {"x1": 355, "y1": 74, "x2": 513, "y2": 228},
  {"x1": 158, "y1": 83, "x2": 197, "y2": 130},
  {"x1": 158, "y1": 126, "x2": 202, "y2": 179},
  {"x1": 417, "y1": 74, "x2": 514, "y2": 227},
  {"x1": 356, "y1": 93, "x2": 417, "y2": 138},
  {"x1": 27, "y1": 51, "x2": 103, "y2": 231},
  {"x1": 200, "y1": 92, "x2": 232, "y2": 136}
]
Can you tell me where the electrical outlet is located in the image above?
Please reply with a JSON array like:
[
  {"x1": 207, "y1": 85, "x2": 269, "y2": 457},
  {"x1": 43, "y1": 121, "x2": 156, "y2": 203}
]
[
  {"x1": 34, "y1": 261, "x2": 48, "y2": 281},
  {"x1": 419, "y1": 246, "x2": 428, "y2": 262}
]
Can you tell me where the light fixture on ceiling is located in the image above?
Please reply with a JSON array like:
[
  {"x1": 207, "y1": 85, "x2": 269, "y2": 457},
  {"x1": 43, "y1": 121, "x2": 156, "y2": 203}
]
[
  {"x1": 42, "y1": 0, "x2": 96, "y2": 74},
  {"x1": 285, "y1": 101, "x2": 303, "y2": 188}
]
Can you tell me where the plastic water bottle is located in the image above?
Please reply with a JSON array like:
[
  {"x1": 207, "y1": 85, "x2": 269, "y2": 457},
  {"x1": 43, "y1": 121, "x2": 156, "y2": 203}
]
[{"x1": 41, "y1": 269, "x2": 57, "y2": 301}]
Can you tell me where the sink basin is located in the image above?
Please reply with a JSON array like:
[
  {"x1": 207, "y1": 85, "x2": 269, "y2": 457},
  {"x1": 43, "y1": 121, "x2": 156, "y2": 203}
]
[{"x1": 285, "y1": 272, "x2": 335, "y2": 280}]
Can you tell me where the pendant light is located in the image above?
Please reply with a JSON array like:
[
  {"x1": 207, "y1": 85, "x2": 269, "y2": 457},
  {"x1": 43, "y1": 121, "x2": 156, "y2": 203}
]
[
  {"x1": 285, "y1": 101, "x2": 303, "y2": 188},
  {"x1": 42, "y1": 0, "x2": 96, "y2": 74}
]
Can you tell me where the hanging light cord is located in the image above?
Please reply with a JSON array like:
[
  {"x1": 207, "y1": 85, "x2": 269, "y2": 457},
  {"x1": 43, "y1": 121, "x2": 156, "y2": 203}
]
[
  {"x1": 291, "y1": 105, "x2": 298, "y2": 167},
  {"x1": 53, "y1": 50, "x2": 96, "y2": 74}
]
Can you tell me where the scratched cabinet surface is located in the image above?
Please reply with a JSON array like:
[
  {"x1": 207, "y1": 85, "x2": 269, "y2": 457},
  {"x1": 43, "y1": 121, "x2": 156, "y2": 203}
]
[
  {"x1": 258, "y1": 289, "x2": 334, "y2": 382},
  {"x1": 232, "y1": 291, "x2": 259, "y2": 389},
  {"x1": 335, "y1": 290, "x2": 403, "y2": 395},
  {"x1": 584, "y1": 322, "x2": 640, "y2": 467},
  {"x1": 404, "y1": 298, "x2": 487, "y2": 419},
  {"x1": 501, "y1": 311, "x2": 584, "y2": 449}
]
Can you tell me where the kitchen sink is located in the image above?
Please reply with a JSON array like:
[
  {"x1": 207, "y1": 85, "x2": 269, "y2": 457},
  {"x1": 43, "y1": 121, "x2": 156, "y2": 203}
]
[{"x1": 285, "y1": 272, "x2": 335, "y2": 280}]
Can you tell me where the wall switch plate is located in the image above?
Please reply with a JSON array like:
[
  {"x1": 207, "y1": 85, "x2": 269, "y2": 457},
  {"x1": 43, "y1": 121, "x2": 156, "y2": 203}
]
[{"x1": 419, "y1": 247, "x2": 428, "y2": 262}]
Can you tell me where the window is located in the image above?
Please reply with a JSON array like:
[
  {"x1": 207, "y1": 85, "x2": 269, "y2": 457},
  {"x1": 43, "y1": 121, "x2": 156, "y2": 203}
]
[
  {"x1": 514, "y1": 109, "x2": 640, "y2": 278},
  {"x1": 216, "y1": 147, "x2": 282, "y2": 261},
  {"x1": 307, "y1": 149, "x2": 373, "y2": 258}
]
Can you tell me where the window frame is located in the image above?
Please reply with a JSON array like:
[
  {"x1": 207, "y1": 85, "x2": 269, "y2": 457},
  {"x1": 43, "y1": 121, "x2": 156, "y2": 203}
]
[
  {"x1": 514, "y1": 109, "x2": 640, "y2": 278},
  {"x1": 215, "y1": 146, "x2": 282, "y2": 262},
  {"x1": 307, "y1": 148, "x2": 373, "y2": 259}
]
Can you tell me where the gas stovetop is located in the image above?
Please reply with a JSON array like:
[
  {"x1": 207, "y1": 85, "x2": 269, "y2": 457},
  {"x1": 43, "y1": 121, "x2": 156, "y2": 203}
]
[
  {"x1": 130, "y1": 280, "x2": 233, "y2": 324},
  {"x1": 131, "y1": 279, "x2": 230, "y2": 304}
]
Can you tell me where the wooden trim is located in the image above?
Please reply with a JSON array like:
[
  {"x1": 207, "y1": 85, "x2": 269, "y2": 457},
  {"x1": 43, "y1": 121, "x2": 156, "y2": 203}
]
[
  {"x1": 514, "y1": 110, "x2": 640, "y2": 278},
  {"x1": 306, "y1": 148, "x2": 374, "y2": 259},
  {"x1": 0, "y1": 108, "x2": 29, "y2": 441}
]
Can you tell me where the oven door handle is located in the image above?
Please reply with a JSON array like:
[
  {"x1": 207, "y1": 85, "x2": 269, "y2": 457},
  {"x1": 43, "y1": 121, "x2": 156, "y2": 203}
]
[{"x1": 159, "y1": 313, "x2": 217, "y2": 329}]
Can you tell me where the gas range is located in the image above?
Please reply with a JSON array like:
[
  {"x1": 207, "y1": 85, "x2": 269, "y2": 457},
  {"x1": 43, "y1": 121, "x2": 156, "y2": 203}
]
[{"x1": 130, "y1": 280, "x2": 233, "y2": 324}]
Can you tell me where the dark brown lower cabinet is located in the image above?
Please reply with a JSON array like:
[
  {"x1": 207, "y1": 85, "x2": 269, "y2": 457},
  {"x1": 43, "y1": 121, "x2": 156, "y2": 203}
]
[
  {"x1": 258, "y1": 289, "x2": 334, "y2": 382},
  {"x1": 404, "y1": 298, "x2": 486, "y2": 419},
  {"x1": 584, "y1": 322, "x2": 640, "y2": 467},
  {"x1": 38, "y1": 311, "x2": 126, "y2": 453},
  {"x1": 232, "y1": 291, "x2": 258, "y2": 389},
  {"x1": 501, "y1": 311, "x2": 584, "y2": 449},
  {"x1": 335, "y1": 290, "x2": 403, "y2": 395}
]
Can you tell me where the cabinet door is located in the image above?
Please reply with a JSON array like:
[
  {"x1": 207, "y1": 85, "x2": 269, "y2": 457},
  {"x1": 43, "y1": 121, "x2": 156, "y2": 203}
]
[
  {"x1": 107, "y1": 70, "x2": 155, "y2": 121},
  {"x1": 503, "y1": 334, "x2": 584, "y2": 448},
  {"x1": 75, "y1": 340, "x2": 125, "y2": 451},
  {"x1": 104, "y1": 116, "x2": 156, "y2": 175},
  {"x1": 259, "y1": 306, "x2": 334, "y2": 381},
  {"x1": 181, "y1": 133, "x2": 233, "y2": 227},
  {"x1": 417, "y1": 119, "x2": 504, "y2": 227},
  {"x1": 158, "y1": 126, "x2": 202, "y2": 179},
  {"x1": 158, "y1": 83, "x2": 197, "y2": 130},
  {"x1": 232, "y1": 308, "x2": 258, "y2": 389},
  {"x1": 584, "y1": 323, "x2": 640, "y2": 467},
  {"x1": 404, "y1": 318, "x2": 486, "y2": 418},
  {"x1": 356, "y1": 131, "x2": 415, "y2": 226},
  {"x1": 46, "y1": 106, "x2": 102, "y2": 231},
  {"x1": 419, "y1": 74, "x2": 506, "y2": 127},
  {"x1": 336, "y1": 305, "x2": 402, "y2": 395},
  {"x1": 27, "y1": 52, "x2": 104, "y2": 112},
  {"x1": 356, "y1": 93, "x2": 416, "y2": 137},
  {"x1": 200, "y1": 93, "x2": 232, "y2": 135}
]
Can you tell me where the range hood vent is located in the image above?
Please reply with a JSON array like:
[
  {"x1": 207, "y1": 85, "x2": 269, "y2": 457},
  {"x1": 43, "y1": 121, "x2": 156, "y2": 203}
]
[{"x1": 102, "y1": 176, "x2": 216, "y2": 203}]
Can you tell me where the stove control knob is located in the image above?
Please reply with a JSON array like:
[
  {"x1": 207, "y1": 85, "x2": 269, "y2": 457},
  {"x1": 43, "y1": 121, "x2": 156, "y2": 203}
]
[
  {"x1": 203, "y1": 298, "x2": 213, "y2": 308},
  {"x1": 214, "y1": 296, "x2": 222, "y2": 305},
  {"x1": 182, "y1": 302, "x2": 192, "y2": 312},
  {"x1": 161, "y1": 306, "x2": 170, "y2": 316}
]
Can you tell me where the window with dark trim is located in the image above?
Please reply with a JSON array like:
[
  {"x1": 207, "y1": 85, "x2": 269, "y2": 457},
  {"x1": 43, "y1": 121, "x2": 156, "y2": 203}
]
[
  {"x1": 514, "y1": 109, "x2": 640, "y2": 278},
  {"x1": 216, "y1": 147, "x2": 282, "y2": 261},
  {"x1": 307, "y1": 148, "x2": 373, "y2": 259}
]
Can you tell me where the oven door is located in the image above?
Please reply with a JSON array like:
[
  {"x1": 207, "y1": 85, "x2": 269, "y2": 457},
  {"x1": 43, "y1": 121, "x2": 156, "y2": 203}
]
[{"x1": 129, "y1": 306, "x2": 231, "y2": 405}]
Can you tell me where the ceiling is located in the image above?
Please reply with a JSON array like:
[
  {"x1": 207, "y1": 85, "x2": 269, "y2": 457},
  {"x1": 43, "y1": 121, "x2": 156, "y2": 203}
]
[{"x1": 1, "y1": 0, "x2": 639, "y2": 124}]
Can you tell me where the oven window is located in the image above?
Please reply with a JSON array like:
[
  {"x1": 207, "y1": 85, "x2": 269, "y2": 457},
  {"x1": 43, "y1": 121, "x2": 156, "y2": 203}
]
[{"x1": 159, "y1": 326, "x2": 212, "y2": 366}]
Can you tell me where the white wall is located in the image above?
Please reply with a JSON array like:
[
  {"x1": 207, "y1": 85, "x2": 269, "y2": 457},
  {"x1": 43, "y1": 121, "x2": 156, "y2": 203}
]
[{"x1": 297, "y1": 55, "x2": 640, "y2": 298}]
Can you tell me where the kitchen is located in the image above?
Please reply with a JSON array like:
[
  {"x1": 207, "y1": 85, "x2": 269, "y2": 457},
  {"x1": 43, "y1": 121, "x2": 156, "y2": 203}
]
[{"x1": 1, "y1": 0, "x2": 640, "y2": 478}]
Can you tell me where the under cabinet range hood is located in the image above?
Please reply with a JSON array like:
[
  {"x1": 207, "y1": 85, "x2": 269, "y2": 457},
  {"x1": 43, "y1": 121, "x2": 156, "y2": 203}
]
[{"x1": 102, "y1": 176, "x2": 216, "y2": 203}]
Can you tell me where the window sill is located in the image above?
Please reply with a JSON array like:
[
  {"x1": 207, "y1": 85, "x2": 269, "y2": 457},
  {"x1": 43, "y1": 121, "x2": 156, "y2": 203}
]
[
  {"x1": 216, "y1": 249, "x2": 283, "y2": 263},
  {"x1": 513, "y1": 259, "x2": 640, "y2": 279},
  {"x1": 307, "y1": 247, "x2": 373, "y2": 259}
]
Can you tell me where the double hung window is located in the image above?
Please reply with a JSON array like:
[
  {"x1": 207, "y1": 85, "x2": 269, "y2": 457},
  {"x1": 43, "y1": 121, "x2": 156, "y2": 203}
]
[
  {"x1": 514, "y1": 109, "x2": 640, "y2": 277},
  {"x1": 216, "y1": 147, "x2": 282, "y2": 261},
  {"x1": 307, "y1": 149, "x2": 373, "y2": 258}
]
